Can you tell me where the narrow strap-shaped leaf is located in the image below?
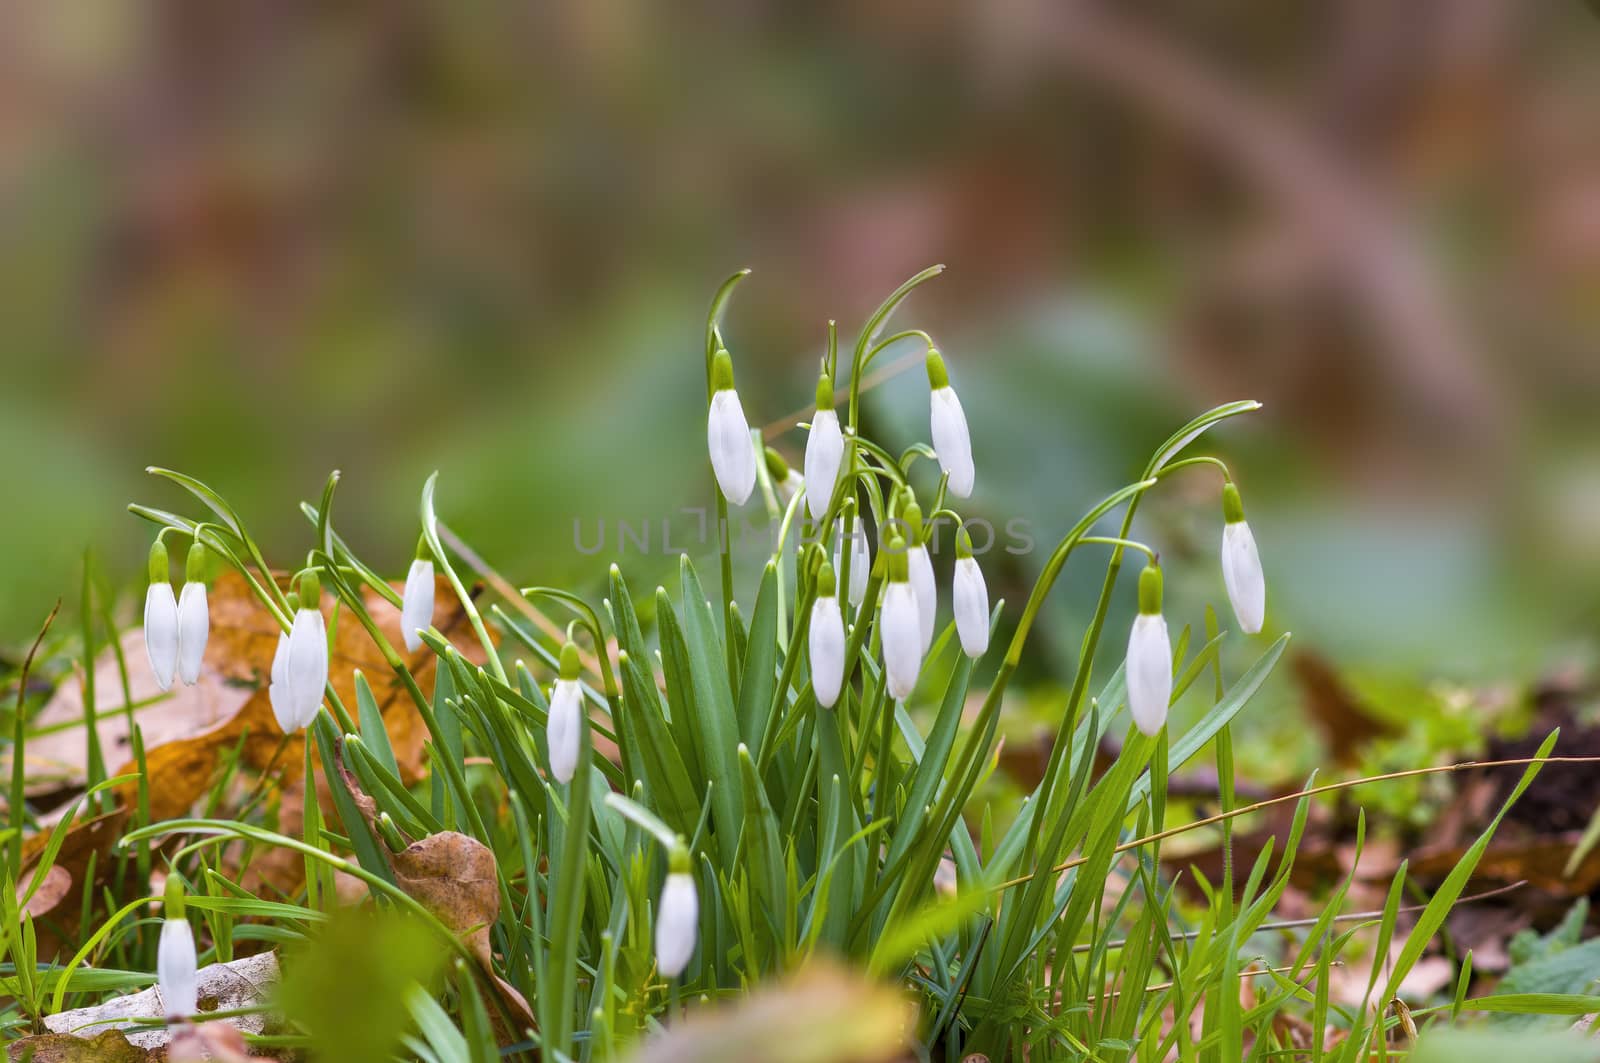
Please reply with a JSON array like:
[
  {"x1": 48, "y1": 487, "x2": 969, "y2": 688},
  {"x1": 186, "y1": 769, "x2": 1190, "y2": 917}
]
[
  {"x1": 735, "y1": 561, "x2": 781, "y2": 751},
  {"x1": 677, "y1": 556, "x2": 745, "y2": 848}
]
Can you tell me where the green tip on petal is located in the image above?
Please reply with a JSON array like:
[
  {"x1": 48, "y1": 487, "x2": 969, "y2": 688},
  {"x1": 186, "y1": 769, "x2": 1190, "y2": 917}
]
[
  {"x1": 764, "y1": 447, "x2": 790, "y2": 482},
  {"x1": 298, "y1": 570, "x2": 321, "y2": 608},
  {"x1": 956, "y1": 526, "x2": 974, "y2": 559},
  {"x1": 1222, "y1": 482, "x2": 1246, "y2": 525},
  {"x1": 1138, "y1": 563, "x2": 1164, "y2": 616},
  {"x1": 925, "y1": 349, "x2": 949, "y2": 390},
  {"x1": 184, "y1": 541, "x2": 208, "y2": 584},
  {"x1": 885, "y1": 531, "x2": 909, "y2": 582},
  {"x1": 668, "y1": 841, "x2": 692, "y2": 874},
  {"x1": 815, "y1": 372, "x2": 834, "y2": 411},
  {"x1": 148, "y1": 539, "x2": 170, "y2": 585},
  {"x1": 559, "y1": 641, "x2": 582, "y2": 680},
  {"x1": 901, "y1": 499, "x2": 924, "y2": 543},
  {"x1": 163, "y1": 874, "x2": 186, "y2": 920},
  {"x1": 711, "y1": 349, "x2": 736, "y2": 392},
  {"x1": 817, "y1": 562, "x2": 837, "y2": 598}
]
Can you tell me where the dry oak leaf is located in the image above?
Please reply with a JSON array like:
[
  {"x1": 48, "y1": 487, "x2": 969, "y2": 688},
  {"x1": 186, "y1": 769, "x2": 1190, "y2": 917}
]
[{"x1": 18, "y1": 806, "x2": 130, "y2": 957}]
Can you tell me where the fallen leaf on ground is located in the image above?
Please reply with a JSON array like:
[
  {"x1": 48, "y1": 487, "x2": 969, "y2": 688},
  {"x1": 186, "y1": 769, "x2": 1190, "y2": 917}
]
[{"x1": 19, "y1": 806, "x2": 129, "y2": 957}]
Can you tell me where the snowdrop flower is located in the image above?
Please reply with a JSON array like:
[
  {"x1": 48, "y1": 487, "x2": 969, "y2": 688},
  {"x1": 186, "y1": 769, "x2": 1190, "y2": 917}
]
[
  {"x1": 834, "y1": 512, "x2": 871, "y2": 606},
  {"x1": 546, "y1": 642, "x2": 584, "y2": 784},
  {"x1": 927, "y1": 350, "x2": 974, "y2": 499},
  {"x1": 901, "y1": 499, "x2": 937, "y2": 653},
  {"x1": 158, "y1": 875, "x2": 197, "y2": 1020},
  {"x1": 952, "y1": 528, "x2": 991, "y2": 658},
  {"x1": 1126, "y1": 563, "x2": 1173, "y2": 737},
  {"x1": 706, "y1": 349, "x2": 757, "y2": 505},
  {"x1": 880, "y1": 533, "x2": 924, "y2": 700},
  {"x1": 804, "y1": 373, "x2": 845, "y2": 521},
  {"x1": 284, "y1": 573, "x2": 329, "y2": 732},
  {"x1": 400, "y1": 550, "x2": 435, "y2": 653},
  {"x1": 764, "y1": 447, "x2": 804, "y2": 507},
  {"x1": 175, "y1": 543, "x2": 210, "y2": 686},
  {"x1": 267, "y1": 628, "x2": 293, "y2": 733},
  {"x1": 655, "y1": 847, "x2": 698, "y2": 979},
  {"x1": 1220, "y1": 483, "x2": 1266, "y2": 635},
  {"x1": 143, "y1": 539, "x2": 179, "y2": 692},
  {"x1": 809, "y1": 563, "x2": 846, "y2": 708}
]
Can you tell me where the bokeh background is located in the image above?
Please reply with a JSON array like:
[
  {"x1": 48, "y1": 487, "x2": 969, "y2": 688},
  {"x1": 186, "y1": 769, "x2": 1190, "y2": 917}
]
[{"x1": 3, "y1": 2, "x2": 1597, "y2": 774}]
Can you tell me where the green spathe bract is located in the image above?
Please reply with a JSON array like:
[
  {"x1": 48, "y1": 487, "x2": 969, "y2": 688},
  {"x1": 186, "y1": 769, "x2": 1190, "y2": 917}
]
[{"x1": 73, "y1": 266, "x2": 1583, "y2": 1062}]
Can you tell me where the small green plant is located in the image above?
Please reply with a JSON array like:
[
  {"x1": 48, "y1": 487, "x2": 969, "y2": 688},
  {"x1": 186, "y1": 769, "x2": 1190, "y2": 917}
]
[{"x1": 3, "y1": 267, "x2": 1595, "y2": 1061}]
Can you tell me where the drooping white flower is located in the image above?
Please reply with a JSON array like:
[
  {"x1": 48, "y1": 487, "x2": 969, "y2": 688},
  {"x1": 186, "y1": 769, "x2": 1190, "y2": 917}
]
[
  {"x1": 175, "y1": 584, "x2": 209, "y2": 686},
  {"x1": 834, "y1": 513, "x2": 871, "y2": 606},
  {"x1": 804, "y1": 374, "x2": 845, "y2": 521},
  {"x1": 655, "y1": 859, "x2": 699, "y2": 978},
  {"x1": 143, "y1": 539, "x2": 179, "y2": 692},
  {"x1": 707, "y1": 350, "x2": 756, "y2": 505},
  {"x1": 881, "y1": 535, "x2": 924, "y2": 700},
  {"x1": 1126, "y1": 564, "x2": 1173, "y2": 737},
  {"x1": 927, "y1": 350, "x2": 974, "y2": 498},
  {"x1": 809, "y1": 565, "x2": 846, "y2": 708},
  {"x1": 268, "y1": 630, "x2": 294, "y2": 733},
  {"x1": 1220, "y1": 483, "x2": 1265, "y2": 635},
  {"x1": 158, "y1": 877, "x2": 197, "y2": 1019},
  {"x1": 908, "y1": 543, "x2": 936, "y2": 653},
  {"x1": 174, "y1": 542, "x2": 210, "y2": 686},
  {"x1": 285, "y1": 574, "x2": 329, "y2": 732},
  {"x1": 951, "y1": 530, "x2": 990, "y2": 658},
  {"x1": 546, "y1": 642, "x2": 584, "y2": 784},
  {"x1": 400, "y1": 556, "x2": 435, "y2": 653}
]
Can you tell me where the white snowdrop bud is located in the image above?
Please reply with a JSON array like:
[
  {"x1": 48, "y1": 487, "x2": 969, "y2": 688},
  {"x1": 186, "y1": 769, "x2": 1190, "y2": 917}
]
[
  {"x1": 655, "y1": 850, "x2": 699, "y2": 979},
  {"x1": 401, "y1": 555, "x2": 436, "y2": 653},
  {"x1": 927, "y1": 350, "x2": 974, "y2": 499},
  {"x1": 285, "y1": 573, "x2": 329, "y2": 732},
  {"x1": 547, "y1": 642, "x2": 584, "y2": 784},
  {"x1": 707, "y1": 350, "x2": 757, "y2": 505},
  {"x1": 157, "y1": 876, "x2": 197, "y2": 1020},
  {"x1": 901, "y1": 499, "x2": 936, "y2": 653},
  {"x1": 809, "y1": 564, "x2": 846, "y2": 708},
  {"x1": 951, "y1": 529, "x2": 990, "y2": 658},
  {"x1": 880, "y1": 534, "x2": 923, "y2": 701},
  {"x1": 1126, "y1": 564, "x2": 1173, "y2": 737},
  {"x1": 1220, "y1": 484, "x2": 1266, "y2": 635},
  {"x1": 143, "y1": 540, "x2": 179, "y2": 693},
  {"x1": 175, "y1": 543, "x2": 210, "y2": 686},
  {"x1": 804, "y1": 374, "x2": 845, "y2": 521}
]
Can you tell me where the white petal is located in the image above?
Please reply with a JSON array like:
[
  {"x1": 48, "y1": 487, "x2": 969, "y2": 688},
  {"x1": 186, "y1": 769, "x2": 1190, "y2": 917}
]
[
  {"x1": 158, "y1": 918, "x2": 198, "y2": 1018},
  {"x1": 881, "y1": 582, "x2": 923, "y2": 700},
  {"x1": 952, "y1": 557, "x2": 990, "y2": 658},
  {"x1": 1126, "y1": 613, "x2": 1173, "y2": 737},
  {"x1": 655, "y1": 872, "x2": 699, "y2": 978},
  {"x1": 176, "y1": 583, "x2": 209, "y2": 686},
  {"x1": 830, "y1": 516, "x2": 871, "y2": 606},
  {"x1": 908, "y1": 546, "x2": 937, "y2": 653},
  {"x1": 803, "y1": 409, "x2": 845, "y2": 521},
  {"x1": 268, "y1": 632, "x2": 294, "y2": 732},
  {"x1": 286, "y1": 608, "x2": 329, "y2": 731},
  {"x1": 1221, "y1": 521, "x2": 1266, "y2": 635},
  {"x1": 707, "y1": 389, "x2": 757, "y2": 505},
  {"x1": 547, "y1": 678, "x2": 583, "y2": 784},
  {"x1": 143, "y1": 583, "x2": 180, "y2": 692},
  {"x1": 930, "y1": 387, "x2": 975, "y2": 498},
  {"x1": 808, "y1": 594, "x2": 846, "y2": 708},
  {"x1": 401, "y1": 558, "x2": 436, "y2": 653}
]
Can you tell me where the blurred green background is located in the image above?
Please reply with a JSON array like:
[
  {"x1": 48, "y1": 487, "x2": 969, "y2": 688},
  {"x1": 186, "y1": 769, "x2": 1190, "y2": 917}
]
[{"x1": 3, "y1": 3, "x2": 1597, "y2": 760}]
